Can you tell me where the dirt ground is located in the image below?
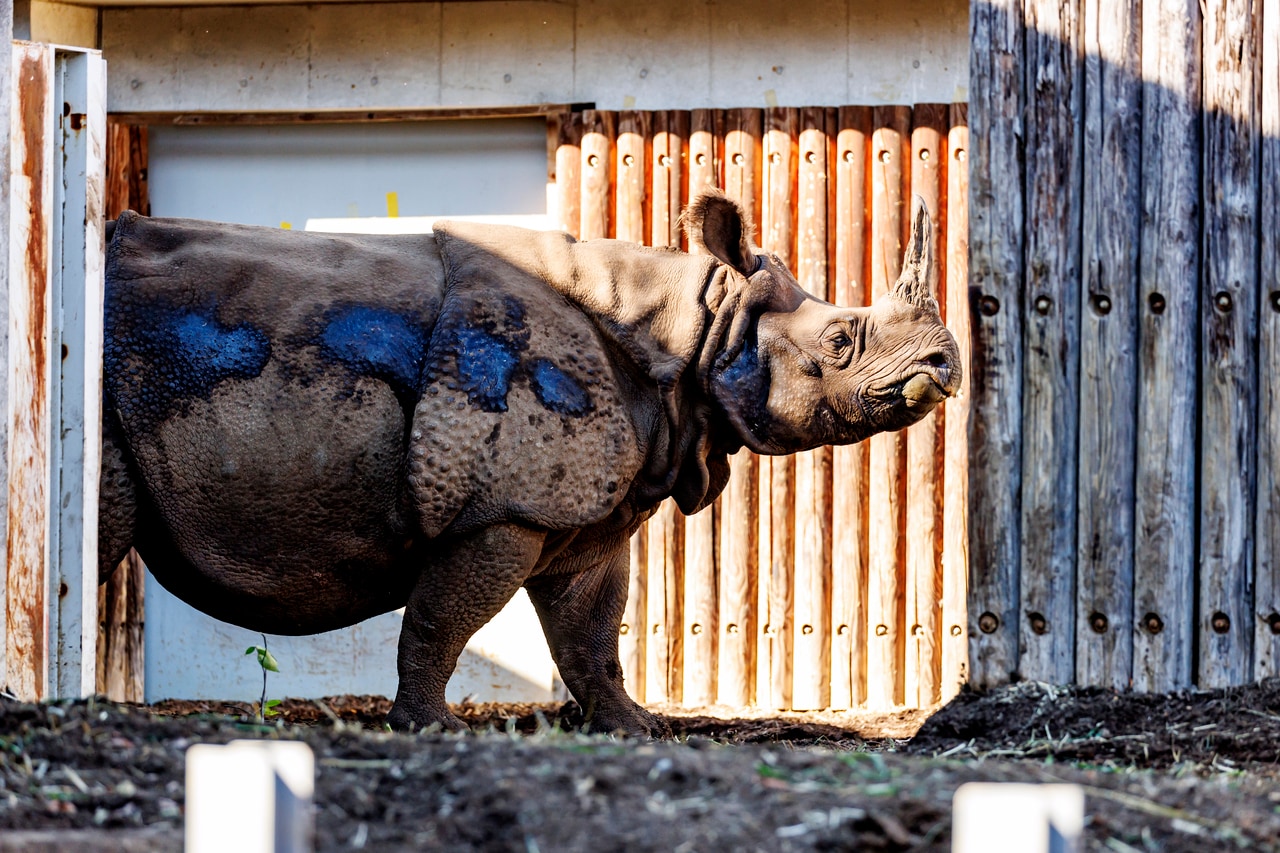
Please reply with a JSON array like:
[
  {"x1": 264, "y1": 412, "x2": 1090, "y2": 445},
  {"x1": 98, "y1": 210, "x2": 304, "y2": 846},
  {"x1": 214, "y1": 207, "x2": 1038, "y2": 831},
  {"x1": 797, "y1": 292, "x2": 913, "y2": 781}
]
[{"x1": 1, "y1": 680, "x2": 1278, "y2": 852}]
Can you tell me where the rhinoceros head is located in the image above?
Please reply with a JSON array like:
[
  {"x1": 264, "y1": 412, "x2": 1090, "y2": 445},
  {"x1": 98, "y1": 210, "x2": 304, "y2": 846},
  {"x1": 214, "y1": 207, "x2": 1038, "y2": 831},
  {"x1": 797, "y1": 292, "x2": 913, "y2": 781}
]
[{"x1": 686, "y1": 189, "x2": 961, "y2": 455}]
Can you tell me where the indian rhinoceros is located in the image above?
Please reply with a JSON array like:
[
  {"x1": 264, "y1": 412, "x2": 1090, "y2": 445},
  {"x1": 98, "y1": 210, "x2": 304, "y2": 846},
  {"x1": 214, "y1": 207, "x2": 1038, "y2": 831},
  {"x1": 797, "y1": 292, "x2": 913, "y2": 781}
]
[{"x1": 99, "y1": 189, "x2": 959, "y2": 735}]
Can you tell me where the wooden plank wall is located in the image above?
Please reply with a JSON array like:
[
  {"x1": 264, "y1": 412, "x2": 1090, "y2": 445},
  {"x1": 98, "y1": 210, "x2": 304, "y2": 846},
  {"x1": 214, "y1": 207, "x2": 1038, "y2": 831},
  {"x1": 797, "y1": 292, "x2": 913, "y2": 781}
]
[
  {"x1": 553, "y1": 104, "x2": 971, "y2": 710},
  {"x1": 969, "y1": 0, "x2": 1279, "y2": 691}
]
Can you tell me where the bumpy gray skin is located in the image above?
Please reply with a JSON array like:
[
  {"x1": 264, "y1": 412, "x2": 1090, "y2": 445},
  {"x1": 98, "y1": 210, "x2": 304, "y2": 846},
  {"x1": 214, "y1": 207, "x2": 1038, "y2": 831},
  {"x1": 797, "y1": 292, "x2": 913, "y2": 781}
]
[{"x1": 100, "y1": 190, "x2": 959, "y2": 736}]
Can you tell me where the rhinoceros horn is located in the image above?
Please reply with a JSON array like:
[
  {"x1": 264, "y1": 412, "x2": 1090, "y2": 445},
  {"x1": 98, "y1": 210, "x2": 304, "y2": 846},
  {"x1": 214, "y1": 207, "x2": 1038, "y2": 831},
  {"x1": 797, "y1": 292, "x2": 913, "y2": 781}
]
[{"x1": 890, "y1": 196, "x2": 939, "y2": 314}]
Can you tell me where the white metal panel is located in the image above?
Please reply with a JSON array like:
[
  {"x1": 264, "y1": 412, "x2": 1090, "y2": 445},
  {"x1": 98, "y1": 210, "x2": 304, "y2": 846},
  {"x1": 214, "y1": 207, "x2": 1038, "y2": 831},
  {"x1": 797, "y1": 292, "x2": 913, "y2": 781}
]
[{"x1": 147, "y1": 120, "x2": 548, "y2": 227}]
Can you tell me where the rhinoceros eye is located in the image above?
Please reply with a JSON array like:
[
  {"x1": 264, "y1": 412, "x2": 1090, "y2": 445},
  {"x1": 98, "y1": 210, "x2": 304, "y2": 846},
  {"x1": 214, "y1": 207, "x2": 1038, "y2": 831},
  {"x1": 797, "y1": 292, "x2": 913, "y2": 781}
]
[{"x1": 821, "y1": 326, "x2": 854, "y2": 363}]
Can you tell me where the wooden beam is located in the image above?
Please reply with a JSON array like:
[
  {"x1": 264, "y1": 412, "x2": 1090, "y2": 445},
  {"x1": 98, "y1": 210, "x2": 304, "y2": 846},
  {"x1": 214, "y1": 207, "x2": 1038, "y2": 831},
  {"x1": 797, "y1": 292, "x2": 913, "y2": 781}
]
[
  {"x1": 941, "y1": 103, "x2": 971, "y2": 702},
  {"x1": 579, "y1": 110, "x2": 616, "y2": 241},
  {"x1": 108, "y1": 104, "x2": 583, "y2": 127},
  {"x1": 967, "y1": 0, "x2": 1026, "y2": 689},
  {"x1": 1132, "y1": 0, "x2": 1200, "y2": 693},
  {"x1": 1258, "y1": 0, "x2": 1280, "y2": 682},
  {"x1": 1199, "y1": 0, "x2": 1260, "y2": 688},
  {"x1": 831, "y1": 105, "x2": 871, "y2": 710}
]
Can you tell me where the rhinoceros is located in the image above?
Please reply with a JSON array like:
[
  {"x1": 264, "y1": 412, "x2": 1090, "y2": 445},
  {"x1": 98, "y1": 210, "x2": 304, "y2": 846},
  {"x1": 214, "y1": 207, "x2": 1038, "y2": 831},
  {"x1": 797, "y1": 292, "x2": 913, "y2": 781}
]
[{"x1": 99, "y1": 189, "x2": 959, "y2": 735}]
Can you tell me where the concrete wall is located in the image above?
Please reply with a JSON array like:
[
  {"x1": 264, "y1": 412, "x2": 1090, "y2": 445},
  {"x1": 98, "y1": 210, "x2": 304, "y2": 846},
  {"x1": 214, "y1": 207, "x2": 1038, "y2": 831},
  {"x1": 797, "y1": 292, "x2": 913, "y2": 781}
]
[
  {"x1": 101, "y1": 0, "x2": 969, "y2": 113},
  {"x1": 26, "y1": 1, "x2": 98, "y2": 47}
]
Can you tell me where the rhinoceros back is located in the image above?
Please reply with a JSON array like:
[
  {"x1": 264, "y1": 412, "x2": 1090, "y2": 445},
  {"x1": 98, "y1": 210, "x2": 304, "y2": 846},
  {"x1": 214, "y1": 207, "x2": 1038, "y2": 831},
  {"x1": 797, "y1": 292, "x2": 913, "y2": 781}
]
[{"x1": 105, "y1": 213, "x2": 450, "y2": 629}]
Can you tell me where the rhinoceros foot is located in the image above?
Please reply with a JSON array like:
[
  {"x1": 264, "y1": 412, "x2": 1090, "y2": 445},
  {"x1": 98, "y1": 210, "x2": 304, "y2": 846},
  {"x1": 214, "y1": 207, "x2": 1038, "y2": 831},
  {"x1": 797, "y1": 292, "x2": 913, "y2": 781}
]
[
  {"x1": 385, "y1": 701, "x2": 469, "y2": 735},
  {"x1": 581, "y1": 701, "x2": 672, "y2": 739}
]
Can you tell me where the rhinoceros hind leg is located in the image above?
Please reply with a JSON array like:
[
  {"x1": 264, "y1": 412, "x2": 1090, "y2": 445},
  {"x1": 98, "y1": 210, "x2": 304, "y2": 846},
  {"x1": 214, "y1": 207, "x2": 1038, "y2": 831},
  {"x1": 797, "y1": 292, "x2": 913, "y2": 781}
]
[
  {"x1": 525, "y1": 546, "x2": 670, "y2": 738},
  {"x1": 387, "y1": 522, "x2": 546, "y2": 733},
  {"x1": 97, "y1": 415, "x2": 139, "y2": 583}
]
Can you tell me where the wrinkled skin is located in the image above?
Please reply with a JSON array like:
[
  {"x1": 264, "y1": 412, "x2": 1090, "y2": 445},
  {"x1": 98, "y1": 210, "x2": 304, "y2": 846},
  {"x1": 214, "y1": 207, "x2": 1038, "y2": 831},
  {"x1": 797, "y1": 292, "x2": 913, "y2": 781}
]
[{"x1": 100, "y1": 190, "x2": 959, "y2": 736}]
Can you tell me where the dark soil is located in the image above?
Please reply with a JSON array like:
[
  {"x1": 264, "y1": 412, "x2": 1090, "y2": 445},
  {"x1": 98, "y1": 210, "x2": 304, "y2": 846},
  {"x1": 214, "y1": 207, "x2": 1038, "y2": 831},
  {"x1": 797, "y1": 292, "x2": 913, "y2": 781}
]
[{"x1": 1, "y1": 680, "x2": 1278, "y2": 851}]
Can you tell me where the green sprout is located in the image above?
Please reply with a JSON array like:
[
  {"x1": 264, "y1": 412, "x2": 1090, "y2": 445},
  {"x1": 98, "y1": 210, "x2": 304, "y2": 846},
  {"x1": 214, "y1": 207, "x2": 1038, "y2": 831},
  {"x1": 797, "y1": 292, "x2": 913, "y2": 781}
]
[{"x1": 244, "y1": 634, "x2": 282, "y2": 721}]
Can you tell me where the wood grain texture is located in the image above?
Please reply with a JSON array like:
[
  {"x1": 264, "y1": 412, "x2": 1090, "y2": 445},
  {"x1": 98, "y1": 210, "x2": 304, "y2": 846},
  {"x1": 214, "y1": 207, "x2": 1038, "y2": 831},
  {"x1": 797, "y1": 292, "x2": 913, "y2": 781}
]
[
  {"x1": 763, "y1": 107, "x2": 797, "y2": 709},
  {"x1": 1076, "y1": 0, "x2": 1140, "y2": 691},
  {"x1": 614, "y1": 111, "x2": 648, "y2": 245},
  {"x1": 651, "y1": 111, "x2": 689, "y2": 250},
  {"x1": 1132, "y1": 0, "x2": 1201, "y2": 693},
  {"x1": 717, "y1": 451, "x2": 758, "y2": 706},
  {"x1": 831, "y1": 105, "x2": 872, "y2": 709},
  {"x1": 967, "y1": 0, "x2": 1025, "y2": 688},
  {"x1": 791, "y1": 107, "x2": 833, "y2": 711},
  {"x1": 645, "y1": 501, "x2": 683, "y2": 702},
  {"x1": 904, "y1": 103, "x2": 947, "y2": 708},
  {"x1": 867, "y1": 105, "x2": 910, "y2": 709},
  {"x1": 941, "y1": 104, "x2": 971, "y2": 702},
  {"x1": 579, "y1": 110, "x2": 615, "y2": 241},
  {"x1": 1198, "y1": 0, "x2": 1260, "y2": 688},
  {"x1": 96, "y1": 552, "x2": 144, "y2": 702},
  {"x1": 5, "y1": 45, "x2": 54, "y2": 701},
  {"x1": 553, "y1": 112, "x2": 582, "y2": 236},
  {"x1": 682, "y1": 506, "x2": 717, "y2": 705},
  {"x1": 1019, "y1": 0, "x2": 1082, "y2": 685},
  {"x1": 1258, "y1": 0, "x2": 1280, "y2": 681}
]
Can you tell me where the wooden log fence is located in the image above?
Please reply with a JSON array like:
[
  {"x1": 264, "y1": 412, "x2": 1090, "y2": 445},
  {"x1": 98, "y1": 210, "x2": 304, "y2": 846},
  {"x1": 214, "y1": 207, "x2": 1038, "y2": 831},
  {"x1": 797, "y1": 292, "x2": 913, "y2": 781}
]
[
  {"x1": 969, "y1": 0, "x2": 1280, "y2": 692},
  {"x1": 552, "y1": 103, "x2": 972, "y2": 710}
]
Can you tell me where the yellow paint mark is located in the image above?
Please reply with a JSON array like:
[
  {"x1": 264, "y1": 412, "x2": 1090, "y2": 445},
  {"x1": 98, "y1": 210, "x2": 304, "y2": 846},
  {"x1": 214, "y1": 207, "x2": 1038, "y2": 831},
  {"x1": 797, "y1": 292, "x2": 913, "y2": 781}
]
[
  {"x1": 279, "y1": 222, "x2": 292, "y2": 230},
  {"x1": 763, "y1": 89, "x2": 779, "y2": 108},
  {"x1": 386, "y1": 192, "x2": 400, "y2": 218},
  {"x1": 622, "y1": 95, "x2": 636, "y2": 109}
]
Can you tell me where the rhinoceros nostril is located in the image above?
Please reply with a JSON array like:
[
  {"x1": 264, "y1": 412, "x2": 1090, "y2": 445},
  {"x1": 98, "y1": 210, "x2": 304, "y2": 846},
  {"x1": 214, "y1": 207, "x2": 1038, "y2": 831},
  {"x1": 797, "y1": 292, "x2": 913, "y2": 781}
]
[{"x1": 924, "y1": 352, "x2": 949, "y2": 369}]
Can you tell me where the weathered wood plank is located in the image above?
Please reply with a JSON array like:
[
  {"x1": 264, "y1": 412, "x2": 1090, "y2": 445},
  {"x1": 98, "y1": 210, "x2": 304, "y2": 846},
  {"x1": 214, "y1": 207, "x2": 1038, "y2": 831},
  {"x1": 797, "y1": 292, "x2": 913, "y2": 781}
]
[
  {"x1": 5, "y1": 44, "x2": 55, "y2": 701},
  {"x1": 967, "y1": 0, "x2": 1025, "y2": 688},
  {"x1": 904, "y1": 103, "x2": 947, "y2": 708},
  {"x1": 553, "y1": 112, "x2": 582, "y2": 236},
  {"x1": 941, "y1": 104, "x2": 970, "y2": 702},
  {"x1": 1132, "y1": 0, "x2": 1200, "y2": 693},
  {"x1": 1019, "y1": 0, "x2": 1083, "y2": 685},
  {"x1": 831, "y1": 105, "x2": 871, "y2": 710},
  {"x1": 1258, "y1": 0, "x2": 1280, "y2": 681},
  {"x1": 0, "y1": 0, "x2": 12, "y2": 694},
  {"x1": 579, "y1": 110, "x2": 615, "y2": 241},
  {"x1": 718, "y1": 451, "x2": 758, "y2": 707},
  {"x1": 614, "y1": 111, "x2": 648, "y2": 245},
  {"x1": 762, "y1": 107, "x2": 797, "y2": 709},
  {"x1": 1199, "y1": 0, "x2": 1260, "y2": 688},
  {"x1": 1076, "y1": 0, "x2": 1141, "y2": 691},
  {"x1": 867, "y1": 105, "x2": 910, "y2": 709},
  {"x1": 791, "y1": 107, "x2": 833, "y2": 711},
  {"x1": 682, "y1": 504, "x2": 717, "y2": 705}
]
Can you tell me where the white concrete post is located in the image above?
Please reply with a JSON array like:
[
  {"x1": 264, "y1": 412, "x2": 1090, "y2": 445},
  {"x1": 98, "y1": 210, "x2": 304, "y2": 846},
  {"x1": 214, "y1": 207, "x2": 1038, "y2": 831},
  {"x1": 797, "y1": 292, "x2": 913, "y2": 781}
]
[{"x1": 186, "y1": 741, "x2": 316, "y2": 853}]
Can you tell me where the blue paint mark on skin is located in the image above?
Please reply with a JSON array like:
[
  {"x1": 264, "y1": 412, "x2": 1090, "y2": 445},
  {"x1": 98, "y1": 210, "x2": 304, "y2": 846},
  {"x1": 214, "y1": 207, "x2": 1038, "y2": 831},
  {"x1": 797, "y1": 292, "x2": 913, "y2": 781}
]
[
  {"x1": 529, "y1": 359, "x2": 593, "y2": 417},
  {"x1": 103, "y1": 298, "x2": 271, "y2": 431},
  {"x1": 320, "y1": 306, "x2": 429, "y2": 399},
  {"x1": 453, "y1": 326, "x2": 521, "y2": 413}
]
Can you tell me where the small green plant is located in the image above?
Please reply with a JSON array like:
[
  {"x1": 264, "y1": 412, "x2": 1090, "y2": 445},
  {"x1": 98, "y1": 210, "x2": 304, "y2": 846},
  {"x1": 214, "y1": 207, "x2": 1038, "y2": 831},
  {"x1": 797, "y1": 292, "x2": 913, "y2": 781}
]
[{"x1": 244, "y1": 634, "x2": 282, "y2": 721}]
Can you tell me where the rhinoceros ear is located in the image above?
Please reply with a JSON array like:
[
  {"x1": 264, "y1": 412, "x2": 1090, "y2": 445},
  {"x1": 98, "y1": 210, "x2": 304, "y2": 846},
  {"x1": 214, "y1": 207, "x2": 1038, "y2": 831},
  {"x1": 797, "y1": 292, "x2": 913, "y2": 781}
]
[{"x1": 683, "y1": 189, "x2": 758, "y2": 277}]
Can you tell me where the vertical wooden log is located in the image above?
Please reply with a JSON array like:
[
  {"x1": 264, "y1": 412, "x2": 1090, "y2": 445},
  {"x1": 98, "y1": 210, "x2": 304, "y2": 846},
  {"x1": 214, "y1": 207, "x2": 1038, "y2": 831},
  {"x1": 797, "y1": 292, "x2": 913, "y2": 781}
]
[
  {"x1": 1199, "y1": 0, "x2": 1260, "y2": 688},
  {"x1": 614, "y1": 111, "x2": 648, "y2": 245},
  {"x1": 832, "y1": 106, "x2": 871, "y2": 710},
  {"x1": 97, "y1": 120, "x2": 149, "y2": 703},
  {"x1": 651, "y1": 111, "x2": 689, "y2": 249},
  {"x1": 717, "y1": 108, "x2": 762, "y2": 708},
  {"x1": 621, "y1": 525, "x2": 646, "y2": 703},
  {"x1": 579, "y1": 110, "x2": 615, "y2": 241},
  {"x1": 645, "y1": 502, "x2": 683, "y2": 702},
  {"x1": 904, "y1": 104, "x2": 947, "y2": 708},
  {"x1": 1133, "y1": 0, "x2": 1200, "y2": 693},
  {"x1": 790, "y1": 107, "x2": 833, "y2": 711},
  {"x1": 0, "y1": 0, "x2": 12, "y2": 696},
  {"x1": 1019, "y1": 0, "x2": 1083, "y2": 685},
  {"x1": 867, "y1": 105, "x2": 910, "y2": 709},
  {"x1": 762, "y1": 107, "x2": 797, "y2": 709},
  {"x1": 554, "y1": 112, "x2": 583, "y2": 237},
  {"x1": 1076, "y1": 0, "x2": 1140, "y2": 690},
  {"x1": 941, "y1": 104, "x2": 971, "y2": 702},
  {"x1": 5, "y1": 44, "x2": 55, "y2": 701},
  {"x1": 968, "y1": 0, "x2": 1025, "y2": 689},
  {"x1": 1257, "y1": 0, "x2": 1280, "y2": 681}
]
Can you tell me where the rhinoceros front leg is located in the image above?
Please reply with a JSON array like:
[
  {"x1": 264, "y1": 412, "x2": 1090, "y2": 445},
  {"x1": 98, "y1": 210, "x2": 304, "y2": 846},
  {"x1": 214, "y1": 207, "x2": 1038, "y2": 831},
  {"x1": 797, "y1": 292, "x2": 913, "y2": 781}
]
[
  {"x1": 387, "y1": 522, "x2": 545, "y2": 733},
  {"x1": 524, "y1": 546, "x2": 670, "y2": 737}
]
